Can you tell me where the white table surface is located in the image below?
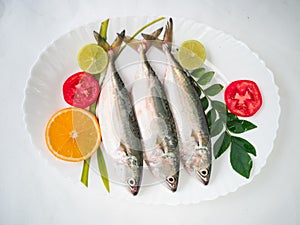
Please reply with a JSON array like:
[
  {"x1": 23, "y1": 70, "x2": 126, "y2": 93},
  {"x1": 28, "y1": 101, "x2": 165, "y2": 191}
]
[{"x1": 1, "y1": 0, "x2": 299, "y2": 224}]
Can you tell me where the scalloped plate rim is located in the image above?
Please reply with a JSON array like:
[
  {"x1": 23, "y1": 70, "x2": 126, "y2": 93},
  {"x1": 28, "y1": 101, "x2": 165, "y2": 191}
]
[{"x1": 23, "y1": 16, "x2": 280, "y2": 205}]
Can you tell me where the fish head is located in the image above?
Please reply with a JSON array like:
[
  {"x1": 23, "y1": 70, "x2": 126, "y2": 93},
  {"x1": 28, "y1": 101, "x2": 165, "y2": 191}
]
[
  {"x1": 159, "y1": 152, "x2": 180, "y2": 192},
  {"x1": 165, "y1": 172, "x2": 179, "y2": 192},
  {"x1": 193, "y1": 147, "x2": 212, "y2": 185},
  {"x1": 124, "y1": 156, "x2": 143, "y2": 196},
  {"x1": 153, "y1": 137, "x2": 180, "y2": 192},
  {"x1": 126, "y1": 177, "x2": 140, "y2": 196}
]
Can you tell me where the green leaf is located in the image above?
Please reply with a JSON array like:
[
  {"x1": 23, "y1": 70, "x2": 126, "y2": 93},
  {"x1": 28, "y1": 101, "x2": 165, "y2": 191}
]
[
  {"x1": 227, "y1": 112, "x2": 238, "y2": 122},
  {"x1": 231, "y1": 136, "x2": 256, "y2": 156},
  {"x1": 195, "y1": 86, "x2": 201, "y2": 97},
  {"x1": 210, "y1": 118, "x2": 224, "y2": 137},
  {"x1": 206, "y1": 108, "x2": 217, "y2": 128},
  {"x1": 191, "y1": 67, "x2": 206, "y2": 78},
  {"x1": 92, "y1": 73, "x2": 101, "y2": 81},
  {"x1": 214, "y1": 131, "x2": 231, "y2": 159},
  {"x1": 80, "y1": 158, "x2": 91, "y2": 187},
  {"x1": 89, "y1": 101, "x2": 97, "y2": 115},
  {"x1": 195, "y1": 85, "x2": 202, "y2": 96},
  {"x1": 97, "y1": 147, "x2": 110, "y2": 192},
  {"x1": 204, "y1": 84, "x2": 223, "y2": 96},
  {"x1": 227, "y1": 119, "x2": 257, "y2": 134},
  {"x1": 189, "y1": 76, "x2": 201, "y2": 96},
  {"x1": 230, "y1": 140, "x2": 253, "y2": 179},
  {"x1": 219, "y1": 112, "x2": 227, "y2": 122},
  {"x1": 201, "y1": 96, "x2": 209, "y2": 111},
  {"x1": 197, "y1": 71, "x2": 215, "y2": 85},
  {"x1": 219, "y1": 111, "x2": 238, "y2": 123},
  {"x1": 211, "y1": 100, "x2": 227, "y2": 114}
]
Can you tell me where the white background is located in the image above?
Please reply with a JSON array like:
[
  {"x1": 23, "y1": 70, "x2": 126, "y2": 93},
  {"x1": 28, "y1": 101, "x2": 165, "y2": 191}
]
[{"x1": 0, "y1": 0, "x2": 299, "y2": 224}]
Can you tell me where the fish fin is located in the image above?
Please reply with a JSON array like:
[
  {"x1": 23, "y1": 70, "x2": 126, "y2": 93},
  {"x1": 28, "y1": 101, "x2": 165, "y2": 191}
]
[
  {"x1": 119, "y1": 141, "x2": 129, "y2": 156},
  {"x1": 163, "y1": 18, "x2": 173, "y2": 50},
  {"x1": 156, "y1": 136, "x2": 167, "y2": 154},
  {"x1": 191, "y1": 129, "x2": 200, "y2": 146},
  {"x1": 93, "y1": 31, "x2": 111, "y2": 51}
]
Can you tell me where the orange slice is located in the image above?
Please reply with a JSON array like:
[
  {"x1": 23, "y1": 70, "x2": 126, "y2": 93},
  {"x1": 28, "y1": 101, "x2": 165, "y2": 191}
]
[{"x1": 45, "y1": 107, "x2": 101, "y2": 162}]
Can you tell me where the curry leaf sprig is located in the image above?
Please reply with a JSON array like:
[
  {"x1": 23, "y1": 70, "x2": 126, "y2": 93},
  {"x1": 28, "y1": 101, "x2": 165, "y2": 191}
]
[{"x1": 190, "y1": 67, "x2": 257, "y2": 179}]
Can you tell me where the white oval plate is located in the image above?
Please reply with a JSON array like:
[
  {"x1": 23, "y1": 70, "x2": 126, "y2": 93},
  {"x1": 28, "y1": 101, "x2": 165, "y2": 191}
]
[{"x1": 23, "y1": 16, "x2": 280, "y2": 205}]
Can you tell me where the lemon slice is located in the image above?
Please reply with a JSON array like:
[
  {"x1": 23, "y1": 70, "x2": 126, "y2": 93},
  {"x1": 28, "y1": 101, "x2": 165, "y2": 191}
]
[
  {"x1": 178, "y1": 40, "x2": 206, "y2": 70},
  {"x1": 77, "y1": 43, "x2": 108, "y2": 74}
]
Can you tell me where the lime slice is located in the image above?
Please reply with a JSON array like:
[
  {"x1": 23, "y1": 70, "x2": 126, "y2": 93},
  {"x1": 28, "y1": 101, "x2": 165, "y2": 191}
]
[
  {"x1": 178, "y1": 40, "x2": 206, "y2": 70},
  {"x1": 77, "y1": 44, "x2": 108, "y2": 74}
]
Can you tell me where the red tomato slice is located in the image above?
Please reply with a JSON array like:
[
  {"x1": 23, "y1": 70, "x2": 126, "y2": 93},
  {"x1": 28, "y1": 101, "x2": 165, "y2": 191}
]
[
  {"x1": 63, "y1": 72, "x2": 100, "y2": 108},
  {"x1": 224, "y1": 80, "x2": 262, "y2": 117}
]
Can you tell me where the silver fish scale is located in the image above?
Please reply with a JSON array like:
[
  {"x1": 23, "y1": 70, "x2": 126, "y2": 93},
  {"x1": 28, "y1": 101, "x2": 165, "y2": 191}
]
[
  {"x1": 110, "y1": 64, "x2": 143, "y2": 165},
  {"x1": 166, "y1": 48, "x2": 210, "y2": 136},
  {"x1": 132, "y1": 48, "x2": 180, "y2": 191},
  {"x1": 98, "y1": 50, "x2": 144, "y2": 195},
  {"x1": 163, "y1": 44, "x2": 212, "y2": 184}
]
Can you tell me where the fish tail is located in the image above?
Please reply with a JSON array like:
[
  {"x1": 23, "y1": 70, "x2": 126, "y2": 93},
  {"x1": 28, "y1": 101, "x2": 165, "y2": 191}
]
[
  {"x1": 123, "y1": 35, "x2": 142, "y2": 52},
  {"x1": 142, "y1": 18, "x2": 173, "y2": 51},
  {"x1": 163, "y1": 18, "x2": 173, "y2": 50},
  {"x1": 140, "y1": 26, "x2": 163, "y2": 41},
  {"x1": 93, "y1": 30, "x2": 125, "y2": 55},
  {"x1": 125, "y1": 27, "x2": 163, "y2": 52},
  {"x1": 93, "y1": 31, "x2": 111, "y2": 51},
  {"x1": 141, "y1": 34, "x2": 162, "y2": 50},
  {"x1": 113, "y1": 30, "x2": 125, "y2": 53},
  {"x1": 141, "y1": 27, "x2": 164, "y2": 50},
  {"x1": 147, "y1": 27, "x2": 164, "y2": 39},
  {"x1": 141, "y1": 34, "x2": 161, "y2": 51}
]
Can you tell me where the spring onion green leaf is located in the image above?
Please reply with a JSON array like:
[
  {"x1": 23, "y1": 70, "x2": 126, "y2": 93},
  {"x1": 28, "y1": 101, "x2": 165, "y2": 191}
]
[{"x1": 97, "y1": 147, "x2": 110, "y2": 192}]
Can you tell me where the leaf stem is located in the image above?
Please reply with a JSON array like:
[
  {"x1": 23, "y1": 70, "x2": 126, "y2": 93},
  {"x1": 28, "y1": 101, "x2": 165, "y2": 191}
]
[
  {"x1": 118, "y1": 16, "x2": 165, "y2": 56},
  {"x1": 132, "y1": 17, "x2": 165, "y2": 39}
]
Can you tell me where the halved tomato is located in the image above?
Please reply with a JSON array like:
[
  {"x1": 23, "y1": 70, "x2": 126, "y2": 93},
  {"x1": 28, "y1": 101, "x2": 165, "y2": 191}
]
[
  {"x1": 63, "y1": 72, "x2": 100, "y2": 108},
  {"x1": 224, "y1": 80, "x2": 262, "y2": 117}
]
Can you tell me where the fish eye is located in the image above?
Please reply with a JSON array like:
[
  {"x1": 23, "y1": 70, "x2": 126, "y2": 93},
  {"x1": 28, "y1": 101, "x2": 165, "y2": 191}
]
[
  {"x1": 167, "y1": 176, "x2": 175, "y2": 184},
  {"x1": 200, "y1": 169, "x2": 208, "y2": 177},
  {"x1": 128, "y1": 178, "x2": 136, "y2": 186}
]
